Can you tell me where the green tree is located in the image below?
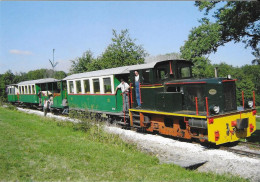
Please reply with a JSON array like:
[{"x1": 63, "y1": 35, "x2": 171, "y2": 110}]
[
  {"x1": 13, "y1": 72, "x2": 28, "y2": 83},
  {"x1": 240, "y1": 65, "x2": 260, "y2": 105},
  {"x1": 54, "y1": 71, "x2": 67, "y2": 80},
  {"x1": 0, "y1": 70, "x2": 15, "y2": 101},
  {"x1": 70, "y1": 50, "x2": 97, "y2": 74},
  {"x1": 251, "y1": 49, "x2": 260, "y2": 65},
  {"x1": 99, "y1": 29, "x2": 148, "y2": 69},
  {"x1": 180, "y1": 19, "x2": 221, "y2": 61},
  {"x1": 213, "y1": 62, "x2": 236, "y2": 78},
  {"x1": 181, "y1": 1, "x2": 260, "y2": 63},
  {"x1": 192, "y1": 57, "x2": 214, "y2": 78},
  {"x1": 236, "y1": 76, "x2": 255, "y2": 106},
  {"x1": 195, "y1": 1, "x2": 260, "y2": 52}
]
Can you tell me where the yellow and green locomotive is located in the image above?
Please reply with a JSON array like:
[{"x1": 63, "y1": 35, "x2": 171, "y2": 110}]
[
  {"x1": 127, "y1": 60, "x2": 256, "y2": 145},
  {"x1": 7, "y1": 59, "x2": 257, "y2": 145}
]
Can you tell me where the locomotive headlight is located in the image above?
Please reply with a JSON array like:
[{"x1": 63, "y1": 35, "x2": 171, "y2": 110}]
[
  {"x1": 213, "y1": 106, "x2": 220, "y2": 114},
  {"x1": 227, "y1": 75, "x2": 232, "y2": 80},
  {"x1": 210, "y1": 105, "x2": 220, "y2": 114},
  {"x1": 247, "y1": 101, "x2": 253, "y2": 108}
]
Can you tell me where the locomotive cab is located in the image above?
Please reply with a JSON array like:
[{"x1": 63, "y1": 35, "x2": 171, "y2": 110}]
[{"x1": 129, "y1": 59, "x2": 194, "y2": 111}]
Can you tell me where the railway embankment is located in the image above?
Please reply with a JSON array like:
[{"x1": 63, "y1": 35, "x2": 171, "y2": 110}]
[{"x1": 1, "y1": 106, "x2": 259, "y2": 181}]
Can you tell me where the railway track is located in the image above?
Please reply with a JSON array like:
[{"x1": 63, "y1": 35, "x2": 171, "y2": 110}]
[
  {"x1": 221, "y1": 141, "x2": 260, "y2": 158},
  {"x1": 222, "y1": 147, "x2": 260, "y2": 158},
  {"x1": 239, "y1": 141, "x2": 260, "y2": 148}
]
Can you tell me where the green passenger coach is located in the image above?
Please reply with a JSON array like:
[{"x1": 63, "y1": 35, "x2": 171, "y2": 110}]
[
  {"x1": 7, "y1": 85, "x2": 19, "y2": 103},
  {"x1": 17, "y1": 78, "x2": 60, "y2": 107},
  {"x1": 63, "y1": 65, "x2": 136, "y2": 114}
]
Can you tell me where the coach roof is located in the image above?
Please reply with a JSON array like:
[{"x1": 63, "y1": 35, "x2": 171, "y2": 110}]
[
  {"x1": 17, "y1": 78, "x2": 60, "y2": 85},
  {"x1": 63, "y1": 60, "x2": 185, "y2": 80}
]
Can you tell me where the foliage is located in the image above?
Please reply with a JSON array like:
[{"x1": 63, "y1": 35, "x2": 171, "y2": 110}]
[
  {"x1": 195, "y1": 1, "x2": 260, "y2": 52},
  {"x1": 180, "y1": 19, "x2": 221, "y2": 61},
  {"x1": 70, "y1": 50, "x2": 99, "y2": 74},
  {"x1": 5, "y1": 103, "x2": 17, "y2": 111},
  {"x1": 191, "y1": 57, "x2": 214, "y2": 78},
  {"x1": 252, "y1": 48, "x2": 260, "y2": 65},
  {"x1": 0, "y1": 70, "x2": 15, "y2": 101},
  {"x1": 54, "y1": 71, "x2": 67, "y2": 80},
  {"x1": 69, "y1": 29, "x2": 148, "y2": 74},
  {"x1": 98, "y1": 29, "x2": 148, "y2": 69},
  {"x1": 236, "y1": 76, "x2": 255, "y2": 105},
  {"x1": 246, "y1": 117, "x2": 260, "y2": 144},
  {"x1": 181, "y1": 1, "x2": 260, "y2": 63},
  {"x1": 213, "y1": 62, "x2": 236, "y2": 77}
]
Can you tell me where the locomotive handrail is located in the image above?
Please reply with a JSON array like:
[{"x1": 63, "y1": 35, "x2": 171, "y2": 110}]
[
  {"x1": 165, "y1": 81, "x2": 206, "y2": 85},
  {"x1": 205, "y1": 97, "x2": 209, "y2": 116},
  {"x1": 242, "y1": 91, "x2": 245, "y2": 109},
  {"x1": 195, "y1": 97, "x2": 198, "y2": 115},
  {"x1": 253, "y1": 91, "x2": 255, "y2": 109}
]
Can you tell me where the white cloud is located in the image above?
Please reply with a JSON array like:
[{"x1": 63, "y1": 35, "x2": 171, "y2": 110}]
[{"x1": 9, "y1": 49, "x2": 33, "y2": 55}]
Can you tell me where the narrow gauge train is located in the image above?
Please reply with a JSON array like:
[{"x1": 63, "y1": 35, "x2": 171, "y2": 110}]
[{"x1": 7, "y1": 59, "x2": 257, "y2": 145}]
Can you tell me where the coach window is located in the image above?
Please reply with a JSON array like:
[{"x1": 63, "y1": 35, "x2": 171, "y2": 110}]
[
  {"x1": 32, "y1": 85, "x2": 35, "y2": 94},
  {"x1": 93, "y1": 78, "x2": 100, "y2": 94},
  {"x1": 19, "y1": 86, "x2": 21, "y2": 94},
  {"x1": 25, "y1": 86, "x2": 28, "y2": 94},
  {"x1": 69, "y1": 81, "x2": 74, "y2": 94},
  {"x1": 157, "y1": 68, "x2": 168, "y2": 80},
  {"x1": 103, "y1": 77, "x2": 112, "y2": 94},
  {"x1": 22, "y1": 86, "x2": 24, "y2": 94},
  {"x1": 29, "y1": 85, "x2": 31, "y2": 94},
  {"x1": 76, "y1": 80, "x2": 82, "y2": 94},
  {"x1": 180, "y1": 67, "x2": 191, "y2": 78},
  {"x1": 84, "y1": 79, "x2": 90, "y2": 93},
  {"x1": 142, "y1": 69, "x2": 150, "y2": 83}
]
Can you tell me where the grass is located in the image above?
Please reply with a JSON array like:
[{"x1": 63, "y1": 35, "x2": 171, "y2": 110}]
[
  {"x1": 246, "y1": 117, "x2": 260, "y2": 144},
  {"x1": 256, "y1": 106, "x2": 260, "y2": 115},
  {"x1": 0, "y1": 107, "x2": 247, "y2": 181}
]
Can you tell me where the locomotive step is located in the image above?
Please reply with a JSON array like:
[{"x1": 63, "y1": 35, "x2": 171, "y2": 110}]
[
  {"x1": 132, "y1": 115, "x2": 140, "y2": 118},
  {"x1": 117, "y1": 121, "x2": 129, "y2": 126},
  {"x1": 133, "y1": 125, "x2": 141, "y2": 128},
  {"x1": 133, "y1": 120, "x2": 140, "y2": 124}
]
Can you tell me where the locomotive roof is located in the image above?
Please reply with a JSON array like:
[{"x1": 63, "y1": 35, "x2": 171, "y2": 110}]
[
  {"x1": 63, "y1": 59, "x2": 187, "y2": 80},
  {"x1": 17, "y1": 78, "x2": 60, "y2": 85}
]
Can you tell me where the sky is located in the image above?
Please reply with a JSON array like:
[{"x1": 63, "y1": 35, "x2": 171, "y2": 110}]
[{"x1": 0, "y1": 1, "x2": 255, "y2": 74}]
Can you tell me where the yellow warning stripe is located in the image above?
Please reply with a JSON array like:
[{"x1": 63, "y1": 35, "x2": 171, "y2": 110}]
[
  {"x1": 130, "y1": 86, "x2": 164, "y2": 89},
  {"x1": 140, "y1": 86, "x2": 164, "y2": 88},
  {"x1": 129, "y1": 109, "x2": 207, "y2": 119}
]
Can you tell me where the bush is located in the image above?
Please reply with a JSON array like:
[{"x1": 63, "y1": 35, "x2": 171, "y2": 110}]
[
  {"x1": 65, "y1": 109, "x2": 136, "y2": 149},
  {"x1": 6, "y1": 103, "x2": 17, "y2": 111},
  {"x1": 0, "y1": 97, "x2": 4, "y2": 106}
]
